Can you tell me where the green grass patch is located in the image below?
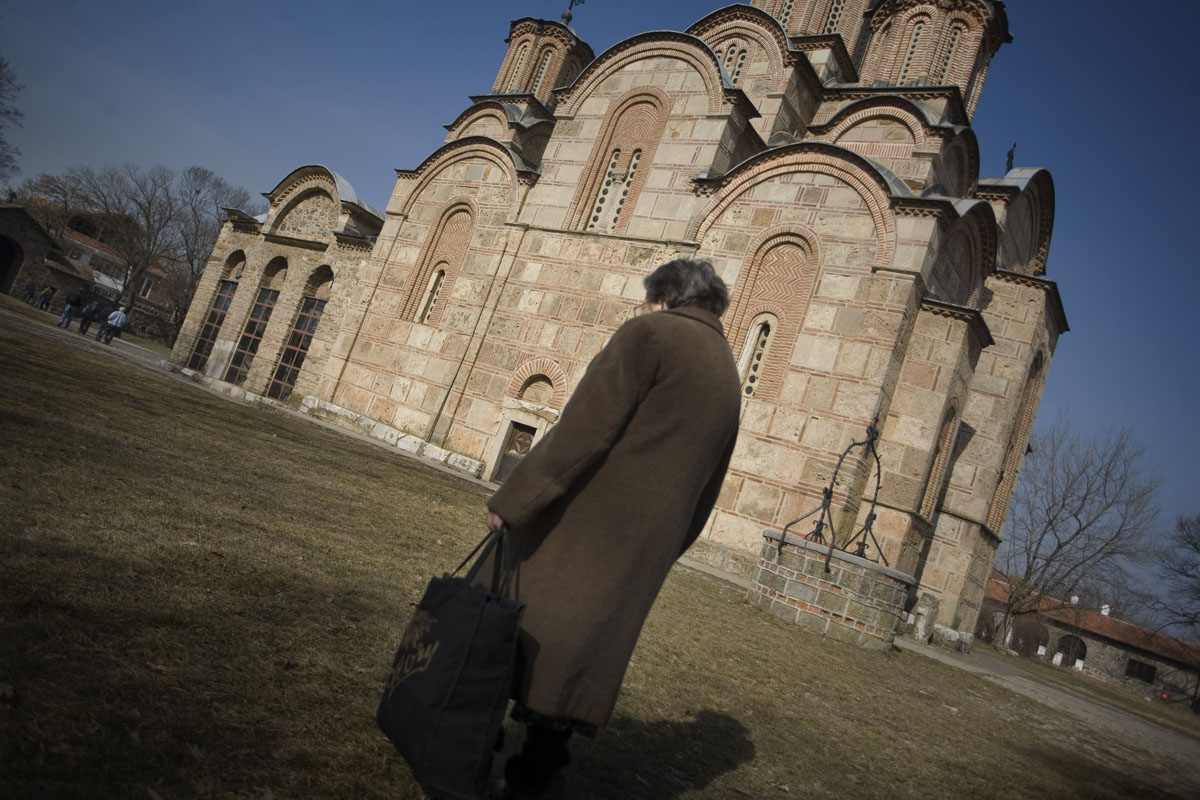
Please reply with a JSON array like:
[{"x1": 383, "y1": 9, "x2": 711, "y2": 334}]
[{"x1": 1, "y1": 304, "x2": 1196, "y2": 799}]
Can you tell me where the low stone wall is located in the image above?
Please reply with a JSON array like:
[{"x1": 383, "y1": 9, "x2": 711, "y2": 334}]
[{"x1": 750, "y1": 529, "x2": 914, "y2": 649}]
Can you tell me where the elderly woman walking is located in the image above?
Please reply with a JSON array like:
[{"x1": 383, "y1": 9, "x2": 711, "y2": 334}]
[{"x1": 484, "y1": 258, "x2": 742, "y2": 798}]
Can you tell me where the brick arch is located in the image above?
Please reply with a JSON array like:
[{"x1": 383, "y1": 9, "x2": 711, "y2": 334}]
[
  {"x1": 267, "y1": 170, "x2": 340, "y2": 210},
  {"x1": 566, "y1": 87, "x2": 669, "y2": 233},
  {"x1": 723, "y1": 229, "x2": 820, "y2": 401},
  {"x1": 456, "y1": 109, "x2": 510, "y2": 140},
  {"x1": 823, "y1": 104, "x2": 928, "y2": 152},
  {"x1": 269, "y1": 188, "x2": 337, "y2": 239},
  {"x1": 303, "y1": 264, "x2": 335, "y2": 299},
  {"x1": 556, "y1": 34, "x2": 727, "y2": 118},
  {"x1": 691, "y1": 148, "x2": 895, "y2": 267},
  {"x1": 503, "y1": 38, "x2": 534, "y2": 92},
  {"x1": 398, "y1": 140, "x2": 518, "y2": 218},
  {"x1": 694, "y1": 18, "x2": 789, "y2": 93},
  {"x1": 401, "y1": 199, "x2": 476, "y2": 323},
  {"x1": 505, "y1": 357, "x2": 568, "y2": 409},
  {"x1": 222, "y1": 250, "x2": 247, "y2": 279}
]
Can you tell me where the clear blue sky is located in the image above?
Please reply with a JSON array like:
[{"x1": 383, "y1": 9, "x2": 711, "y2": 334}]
[{"x1": 4, "y1": 1, "x2": 1197, "y2": 536}]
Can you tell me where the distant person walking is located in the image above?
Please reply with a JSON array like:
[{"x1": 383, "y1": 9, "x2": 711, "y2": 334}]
[
  {"x1": 77, "y1": 301, "x2": 99, "y2": 336},
  {"x1": 35, "y1": 286, "x2": 55, "y2": 311},
  {"x1": 96, "y1": 306, "x2": 127, "y2": 344},
  {"x1": 59, "y1": 289, "x2": 84, "y2": 328},
  {"x1": 20, "y1": 281, "x2": 36, "y2": 303}
]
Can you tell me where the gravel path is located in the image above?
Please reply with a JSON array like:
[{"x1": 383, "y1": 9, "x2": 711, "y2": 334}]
[{"x1": 895, "y1": 638, "x2": 1200, "y2": 798}]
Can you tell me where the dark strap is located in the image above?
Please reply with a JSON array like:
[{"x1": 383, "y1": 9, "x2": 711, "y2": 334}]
[{"x1": 454, "y1": 526, "x2": 515, "y2": 594}]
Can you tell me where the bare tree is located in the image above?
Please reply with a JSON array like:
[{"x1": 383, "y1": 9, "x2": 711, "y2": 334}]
[
  {"x1": 166, "y1": 166, "x2": 262, "y2": 336},
  {"x1": 995, "y1": 418, "x2": 1162, "y2": 629},
  {"x1": 1153, "y1": 515, "x2": 1200, "y2": 638},
  {"x1": 69, "y1": 164, "x2": 181, "y2": 309},
  {"x1": 16, "y1": 172, "x2": 89, "y2": 237},
  {"x1": 0, "y1": 52, "x2": 23, "y2": 184}
]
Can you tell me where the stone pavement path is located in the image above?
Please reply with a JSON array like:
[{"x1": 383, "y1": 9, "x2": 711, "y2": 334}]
[
  {"x1": 893, "y1": 637, "x2": 1200, "y2": 797},
  {"x1": 677, "y1": 556, "x2": 1200, "y2": 798}
]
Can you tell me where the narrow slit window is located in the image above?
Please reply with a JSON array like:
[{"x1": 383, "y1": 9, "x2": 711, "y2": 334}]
[
  {"x1": 779, "y1": 1, "x2": 796, "y2": 26},
  {"x1": 731, "y1": 50, "x2": 748, "y2": 85},
  {"x1": 741, "y1": 321, "x2": 772, "y2": 397},
  {"x1": 587, "y1": 150, "x2": 621, "y2": 232},
  {"x1": 899, "y1": 22, "x2": 925, "y2": 84},
  {"x1": 507, "y1": 44, "x2": 529, "y2": 92},
  {"x1": 530, "y1": 50, "x2": 553, "y2": 95},
  {"x1": 938, "y1": 26, "x2": 963, "y2": 84},
  {"x1": 418, "y1": 269, "x2": 447, "y2": 324},
  {"x1": 611, "y1": 150, "x2": 641, "y2": 230},
  {"x1": 824, "y1": 0, "x2": 846, "y2": 33}
]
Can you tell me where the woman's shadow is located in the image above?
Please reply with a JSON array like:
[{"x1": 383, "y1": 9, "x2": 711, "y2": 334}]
[{"x1": 516, "y1": 709, "x2": 755, "y2": 798}]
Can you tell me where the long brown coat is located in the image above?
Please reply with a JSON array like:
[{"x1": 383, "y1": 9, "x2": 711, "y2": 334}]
[{"x1": 486, "y1": 306, "x2": 741, "y2": 730}]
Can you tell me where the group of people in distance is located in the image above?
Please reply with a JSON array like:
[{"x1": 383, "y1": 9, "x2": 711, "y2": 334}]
[{"x1": 20, "y1": 281, "x2": 128, "y2": 342}]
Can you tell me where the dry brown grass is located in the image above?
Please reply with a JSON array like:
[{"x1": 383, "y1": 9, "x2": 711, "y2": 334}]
[{"x1": 1, "y1": 301, "x2": 1195, "y2": 799}]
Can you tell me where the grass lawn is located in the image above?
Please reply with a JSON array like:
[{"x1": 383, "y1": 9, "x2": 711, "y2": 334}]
[{"x1": 1, "y1": 304, "x2": 1197, "y2": 799}]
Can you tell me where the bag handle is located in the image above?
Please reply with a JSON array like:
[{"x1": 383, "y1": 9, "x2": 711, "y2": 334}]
[{"x1": 454, "y1": 526, "x2": 516, "y2": 595}]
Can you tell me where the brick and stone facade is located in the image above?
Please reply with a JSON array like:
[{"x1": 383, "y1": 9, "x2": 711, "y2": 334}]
[{"x1": 171, "y1": 1, "x2": 1066, "y2": 637}]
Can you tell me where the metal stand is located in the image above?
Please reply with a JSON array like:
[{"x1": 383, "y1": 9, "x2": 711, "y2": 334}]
[{"x1": 778, "y1": 416, "x2": 889, "y2": 571}]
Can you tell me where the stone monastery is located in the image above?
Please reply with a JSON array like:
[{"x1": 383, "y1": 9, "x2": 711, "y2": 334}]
[{"x1": 172, "y1": 0, "x2": 1066, "y2": 638}]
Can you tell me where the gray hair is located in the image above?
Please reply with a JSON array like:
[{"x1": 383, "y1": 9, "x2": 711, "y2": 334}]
[{"x1": 642, "y1": 259, "x2": 730, "y2": 317}]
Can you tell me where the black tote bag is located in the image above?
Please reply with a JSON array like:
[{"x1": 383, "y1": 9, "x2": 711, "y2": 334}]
[{"x1": 377, "y1": 529, "x2": 523, "y2": 800}]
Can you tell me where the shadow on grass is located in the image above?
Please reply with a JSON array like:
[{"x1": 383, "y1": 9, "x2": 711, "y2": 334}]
[
  {"x1": 1011, "y1": 741, "x2": 1182, "y2": 800},
  {"x1": 563, "y1": 710, "x2": 754, "y2": 798},
  {"x1": 0, "y1": 530, "x2": 419, "y2": 799}
]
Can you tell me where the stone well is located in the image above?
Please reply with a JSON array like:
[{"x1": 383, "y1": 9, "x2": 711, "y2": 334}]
[{"x1": 750, "y1": 529, "x2": 915, "y2": 649}]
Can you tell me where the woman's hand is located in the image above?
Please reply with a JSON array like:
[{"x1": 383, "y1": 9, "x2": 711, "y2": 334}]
[{"x1": 486, "y1": 511, "x2": 506, "y2": 532}]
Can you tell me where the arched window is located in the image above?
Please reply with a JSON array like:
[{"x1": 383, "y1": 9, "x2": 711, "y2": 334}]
[
  {"x1": 507, "y1": 43, "x2": 529, "y2": 92},
  {"x1": 938, "y1": 25, "x2": 964, "y2": 85},
  {"x1": 824, "y1": 0, "x2": 847, "y2": 33},
  {"x1": 530, "y1": 49, "x2": 554, "y2": 95},
  {"x1": 266, "y1": 268, "x2": 333, "y2": 402},
  {"x1": 919, "y1": 408, "x2": 959, "y2": 519},
  {"x1": 418, "y1": 266, "x2": 447, "y2": 324},
  {"x1": 224, "y1": 260, "x2": 287, "y2": 386},
  {"x1": 899, "y1": 21, "x2": 925, "y2": 84},
  {"x1": 731, "y1": 48, "x2": 748, "y2": 85},
  {"x1": 403, "y1": 203, "x2": 475, "y2": 323},
  {"x1": 721, "y1": 43, "x2": 748, "y2": 85},
  {"x1": 987, "y1": 354, "x2": 1046, "y2": 533},
  {"x1": 188, "y1": 281, "x2": 238, "y2": 372},
  {"x1": 571, "y1": 90, "x2": 665, "y2": 233},
  {"x1": 738, "y1": 315, "x2": 776, "y2": 397}
]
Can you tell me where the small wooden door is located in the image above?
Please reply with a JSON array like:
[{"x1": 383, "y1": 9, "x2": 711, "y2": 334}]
[{"x1": 494, "y1": 422, "x2": 536, "y2": 483}]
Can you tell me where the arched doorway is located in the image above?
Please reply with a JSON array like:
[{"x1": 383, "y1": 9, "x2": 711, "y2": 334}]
[
  {"x1": 0, "y1": 235, "x2": 23, "y2": 294},
  {"x1": 1054, "y1": 634, "x2": 1087, "y2": 667}
]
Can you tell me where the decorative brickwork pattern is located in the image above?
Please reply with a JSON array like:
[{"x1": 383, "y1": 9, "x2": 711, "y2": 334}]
[
  {"x1": 505, "y1": 357, "x2": 568, "y2": 409},
  {"x1": 556, "y1": 36, "x2": 728, "y2": 119},
  {"x1": 401, "y1": 202, "x2": 475, "y2": 324},
  {"x1": 567, "y1": 88, "x2": 667, "y2": 234}
]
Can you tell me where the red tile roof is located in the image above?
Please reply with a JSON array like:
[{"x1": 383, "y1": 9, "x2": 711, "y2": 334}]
[{"x1": 985, "y1": 575, "x2": 1200, "y2": 667}]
